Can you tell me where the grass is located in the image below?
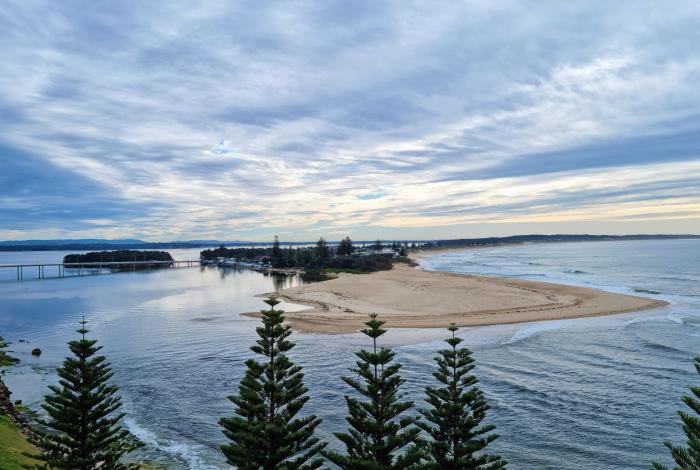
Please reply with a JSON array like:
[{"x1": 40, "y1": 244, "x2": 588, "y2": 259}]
[
  {"x1": 0, "y1": 411, "x2": 162, "y2": 469},
  {"x1": 323, "y1": 267, "x2": 370, "y2": 274},
  {"x1": 0, "y1": 414, "x2": 41, "y2": 469}
]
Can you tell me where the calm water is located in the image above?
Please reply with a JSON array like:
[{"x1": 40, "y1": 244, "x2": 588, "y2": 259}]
[{"x1": 1, "y1": 240, "x2": 698, "y2": 469}]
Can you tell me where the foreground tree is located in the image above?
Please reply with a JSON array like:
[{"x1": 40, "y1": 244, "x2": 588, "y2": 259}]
[
  {"x1": 220, "y1": 296, "x2": 325, "y2": 469},
  {"x1": 653, "y1": 357, "x2": 700, "y2": 470},
  {"x1": 325, "y1": 313, "x2": 422, "y2": 469},
  {"x1": 29, "y1": 319, "x2": 141, "y2": 470},
  {"x1": 418, "y1": 324, "x2": 505, "y2": 469}
]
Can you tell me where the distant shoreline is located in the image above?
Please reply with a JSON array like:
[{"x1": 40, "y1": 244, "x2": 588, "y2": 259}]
[
  {"x1": 248, "y1": 259, "x2": 669, "y2": 334},
  {"x1": 0, "y1": 234, "x2": 698, "y2": 252}
]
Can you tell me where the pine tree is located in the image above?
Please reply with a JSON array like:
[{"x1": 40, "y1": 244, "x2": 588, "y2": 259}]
[
  {"x1": 220, "y1": 296, "x2": 325, "y2": 469},
  {"x1": 653, "y1": 357, "x2": 700, "y2": 470},
  {"x1": 29, "y1": 319, "x2": 141, "y2": 470},
  {"x1": 325, "y1": 313, "x2": 423, "y2": 469},
  {"x1": 272, "y1": 235, "x2": 285, "y2": 268},
  {"x1": 316, "y1": 237, "x2": 329, "y2": 260},
  {"x1": 418, "y1": 324, "x2": 505, "y2": 469},
  {"x1": 338, "y1": 237, "x2": 354, "y2": 256}
]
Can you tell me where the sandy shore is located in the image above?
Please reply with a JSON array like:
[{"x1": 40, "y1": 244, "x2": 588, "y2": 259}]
[{"x1": 247, "y1": 262, "x2": 668, "y2": 334}]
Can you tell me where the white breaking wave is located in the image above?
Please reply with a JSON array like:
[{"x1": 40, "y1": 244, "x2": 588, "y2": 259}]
[{"x1": 124, "y1": 417, "x2": 221, "y2": 470}]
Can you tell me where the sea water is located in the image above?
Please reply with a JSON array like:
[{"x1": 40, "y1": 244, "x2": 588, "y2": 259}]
[{"x1": 1, "y1": 239, "x2": 698, "y2": 469}]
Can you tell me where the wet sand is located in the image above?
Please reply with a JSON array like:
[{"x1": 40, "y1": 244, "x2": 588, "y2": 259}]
[{"x1": 246, "y1": 262, "x2": 668, "y2": 334}]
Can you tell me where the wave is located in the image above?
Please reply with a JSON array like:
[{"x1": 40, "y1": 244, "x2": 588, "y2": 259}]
[
  {"x1": 562, "y1": 269, "x2": 589, "y2": 275},
  {"x1": 124, "y1": 418, "x2": 221, "y2": 470},
  {"x1": 659, "y1": 276, "x2": 698, "y2": 283},
  {"x1": 501, "y1": 321, "x2": 568, "y2": 345},
  {"x1": 641, "y1": 339, "x2": 687, "y2": 354},
  {"x1": 633, "y1": 288, "x2": 662, "y2": 295}
]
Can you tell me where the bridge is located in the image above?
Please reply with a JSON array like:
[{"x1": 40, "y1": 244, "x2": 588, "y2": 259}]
[{"x1": 0, "y1": 260, "x2": 202, "y2": 282}]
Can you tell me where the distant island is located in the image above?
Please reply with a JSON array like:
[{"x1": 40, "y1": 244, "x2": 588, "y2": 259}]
[
  {"x1": 201, "y1": 238, "x2": 400, "y2": 279},
  {"x1": 63, "y1": 250, "x2": 174, "y2": 270}
]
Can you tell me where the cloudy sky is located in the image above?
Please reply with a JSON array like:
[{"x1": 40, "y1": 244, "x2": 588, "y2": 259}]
[{"x1": 2, "y1": 1, "x2": 700, "y2": 242}]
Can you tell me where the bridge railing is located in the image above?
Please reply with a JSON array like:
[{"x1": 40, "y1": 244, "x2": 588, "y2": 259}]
[{"x1": 0, "y1": 260, "x2": 202, "y2": 282}]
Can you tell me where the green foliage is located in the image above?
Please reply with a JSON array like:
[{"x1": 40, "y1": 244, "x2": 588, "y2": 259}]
[
  {"x1": 0, "y1": 415, "x2": 42, "y2": 470},
  {"x1": 28, "y1": 320, "x2": 142, "y2": 470},
  {"x1": 418, "y1": 324, "x2": 505, "y2": 470},
  {"x1": 653, "y1": 357, "x2": 700, "y2": 470},
  {"x1": 63, "y1": 251, "x2": 173, "y2": 264},
  {"x1": 272, "y1": 236, "x2": 285, "y2": 268},
  {"x1": 0, "y1": 336, "x2": 19, "y2": 368},
  {"x1": 292, "y1": 247, "x2": 316, "y2": 267},
  {"x1": 219, "y1": 296, "x2": 325, "y2": 469},
  {"x1": 337, "y1": 237, "x2": 355, "y2": 256},
  {"x1": 316, "y1": 238, "x2": 329, "y2": 260},
  {"x1": 321, "y1": 255, "x2": 393, "y2": 273},
  {"x1": 325, "y1": 313, "x2": 422, "y2": 469},
  {"x1": 200, "y1": 245, "x2": 270, "y2": 261},
  {"x1": 200, "y1": 237, "x2": 395, "y2": 274},
  {"x1": 323, "y1": 268, "x2": 368, "y2": 275}
]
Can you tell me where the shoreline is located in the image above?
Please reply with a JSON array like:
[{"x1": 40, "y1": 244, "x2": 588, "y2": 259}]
[{"x1": 245, "y1": 256, "x2": 669, "y2": 334}]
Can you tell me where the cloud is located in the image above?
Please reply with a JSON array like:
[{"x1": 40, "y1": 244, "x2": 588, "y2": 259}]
[{"x1": 0, "y1": 0, "x2": 699, "y2": 240}]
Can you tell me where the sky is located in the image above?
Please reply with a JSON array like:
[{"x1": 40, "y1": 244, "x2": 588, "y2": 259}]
[{"x1": 1, "y1": 1, "x2": 700, "y2": 242}]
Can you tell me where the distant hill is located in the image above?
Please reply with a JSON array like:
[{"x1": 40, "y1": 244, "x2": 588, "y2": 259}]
[
  {"x1": 0, "y1": 239, "x2": 264, "y2": 251},
  {"x1": 434, "y1": 234, "x2": 700, "y2": 247},
  {"x1": 1, "y1": 234, "x2": 698, "y2": 252},
  {"x1": 0, "y1": 238, "x2": 146, "y2": 246}
]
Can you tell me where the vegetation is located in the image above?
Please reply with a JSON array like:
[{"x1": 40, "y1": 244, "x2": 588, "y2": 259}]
[
  {"x1": 0, "y1": 415, "x2": 42, "y2": 469},
  {"x1": 220, "y1": 296, "x2": 326, "y2": 469},
  {"x1": 337, "y1": 236, "x2": 355, "y2": 256},
  {"x1": 418, "y1": 324, "x2": 505, "y2": 469},
  {"x1": 201, "y1": 236, "x2": 397, "y2": 273},
  {"x1": 324, "y1": 313, "x2": 423, "y2": 469},
  {"x1": 1, "y1": 335, "x2": 39, "y2": 470},
  {"x1": 322, "y1": 255, "x2": 394, "y2": 273},
  {"x1": 0, "y1": 336, "x2": 19, "y2": 367},
  {"x1": 316, "y1": 237, "x2": 330, "y2": 260},
  {"x1": 63, "y1": 250, "x2": 173, "y2": 269},
  {"x1": 271, "y1": 235, "x2": 284, "y2": 268},
  {"x1": 29, "y1": 319, "x2": 143, "y2": 470},
  {"x1": 200, "y1": 245, "x2": 270, "y2": 261},
  {"x1": 653, "y1": 357, "x2": 700, "y2": 470}
]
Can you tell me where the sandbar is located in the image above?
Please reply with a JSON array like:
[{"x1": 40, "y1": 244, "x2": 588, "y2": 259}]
[{"x1": 245, "y1": 260, "x2": 669, "y2": 334}]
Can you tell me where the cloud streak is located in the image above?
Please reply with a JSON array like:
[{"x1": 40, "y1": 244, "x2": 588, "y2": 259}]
[{"x1": 1, "y1": 0, "x2": 700, "y2": 240}]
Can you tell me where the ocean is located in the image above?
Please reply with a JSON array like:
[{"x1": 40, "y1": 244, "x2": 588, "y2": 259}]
[{"x1": 0, "y1": 239, "x2": 698, "y2": 469}]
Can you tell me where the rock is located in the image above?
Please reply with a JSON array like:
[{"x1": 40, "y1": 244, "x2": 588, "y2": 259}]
[
  {"x1": 14, "y1": 399, "x2": 21, "y2": 405},
  {"x1": 31, "y1": 348, "x2": 41, "y2": 356}
]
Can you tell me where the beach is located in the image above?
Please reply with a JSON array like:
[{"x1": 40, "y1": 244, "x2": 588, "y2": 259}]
[{"x1": 260, "y1": 260, "x2": 668, "y2": 334}]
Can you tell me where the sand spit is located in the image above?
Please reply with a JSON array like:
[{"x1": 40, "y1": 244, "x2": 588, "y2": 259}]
[{"x1": 245, "y1": 263, "x2": 668, "y2": 334}]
